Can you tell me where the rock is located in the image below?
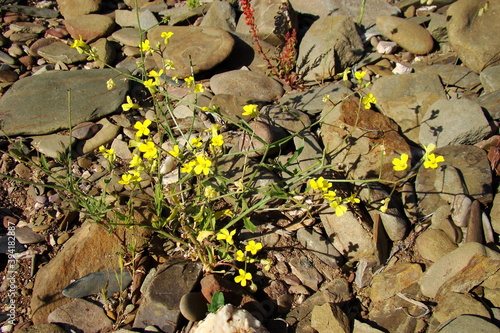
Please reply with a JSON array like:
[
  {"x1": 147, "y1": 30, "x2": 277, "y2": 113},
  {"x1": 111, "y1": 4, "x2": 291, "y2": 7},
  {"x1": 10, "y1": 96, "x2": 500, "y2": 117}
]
[
  {"x1": 47, "y1": 298, "x2": 113, "y2": 333},
  {"x1": 111, "y1": 137, "x2": 133, "y2": 161},
  {"x1": 0, "y1": 69, "x2": 19, "y2": 84},
  {"x1": 279, "y1": 82, "x2": 353, "y2": 116},
  {"x1": 14, "y1": 227, "x2": 45, "y2": 244},
  {"x1": 200, "y1": 274, "x2": 265, "y2": 315},
  {"x1": 200, "y1": 1, "x2": 237, "y2": 31},
  {"x1": 370, "y1": 73, "x2": 445, "y2": 144},
  {"x1": 0, "y1": 69, "x2": 129, "y2": 137},
  {"x1": 9, "y1": 32, "x2": 39, "y2": 43},
  {"x1": 191, "y1": 304, "x2": 269, "y2": 333},
  {"x1": 210, "y1": 70, "x2": 284, "y2": 102},
  {"x1": 0, "y1": 50, "x2": 16, "y2": 65},
  {"x1": 427, "y1": 13, "x2": 448, "y2": 42},
  {"x1": 123, "y1": 0, "x2": 149, "y2": 8},
  {"x1": 221, "y1": 32, "x2": 278, "y2": 74},
  {"x1": 352, "y1": 320, "x2": 385, "y2": 333},
  {"x1": 490, "y1": 190, "x2": 500, "y2": 234},
  {"x1": 238, "y1": 121, "x2": 281, "y2": 157},
  {"x1": 64, "y1": 14, "x2": 115, "y2": 40},
  {"x1": 370, "y1": 263, "x2": 423, "y2": 302},
  {"x1": 465, "y1": 199, "x2": 484, "y2": 243},
  {"x1": 376, "y1": 15, "x2": 434, "y2": 55},
  {"x1": 480, "y1": 65, "x2": 500, "y2": 93},
  {"x1": 79, "y1": 118, "x2": 121, "y2": 155},
  {"x1": 451, "y1": 194, "x2": 473, "y2": 227},
  {"x1": 419, "y1": 98, "x2": 492, "y2": 147},
  {"x1": 415, "y1": 145, "x2": 493, "y2": 216},
  {"x1": 30, "y1": 222, "x2": 150, "y2": 324},
  {"x1": 235, "y1": 0, "x2": 297, "y2": 46},
  {"x1": 30, "y1": 134, "x2": 75, "y2": 159},
  {"x1": 15, "y1": 324, "x2": 66, "y2": 333},
  {"x1": 179, "y1": 292, "x2": 208, "y2": 322},
  {"x1": 2, "y1": 5, "x2": 59, "y2": 19},
  {"x1": 431, "y1": 292, "x2": 491, "y2": 328},
  {"x1": 29, "y1": 38, "x2": 58, "y2": 57},
  {"x1": 90, "y1": 38, "x2": 116, "y2": 68},
  {"x1": 321, "y1": 209, "x2": 375, "y2": 263},
  {"x1": 296, "y1": 228, "x2": 343, "y2": 268},
  {"x1": 56, "y1": 0, "x2": 101, "y2": 18},
  {"x1": 133, "y1": 260, "x2": 203, "y2": 332},
  {"x1": 320, "y1": 95, "x2": 411, "y2": 182},
  {"x1": 72, "y1": 122, "x2": 99, "y2": 140},
  {"x1": 209, "y1": 94, "x2": 264, "y2": 124},
  {"x1": 435, "y1": 165, "x2": 468, "y2": 203},
  {"x1": 415, "y1": 228, "x2": 457, "y2": 262},
  {"x1": 37, "y1": 41, "x2": 88, "y2": 64},
  {"x1": 260, "y1": 105, "x2": 311, "y2": 133},
  {"x1": 431, "y1": 204, "x2": 462, "y2": 243},
  {"x1": 477, "y1": 89, "x2": 500, "y2": 120},
  {"x1": 111, "y1": 28, "x2": 141, "y2": 47},
  {"x1": 288, "y1": 251, "x2": 324, "y2": 291},
  {"x1": 62, "y1": 268, "x2": 132, "y2": 298},
  {"x1": 420, "y1": 64, "x2": 481, "y2": 90},
  {"x1": 438, "y1": 315, "x2": 500, "y2": 333},
  {"x1": 46, "y1": 27, "x2": 70, "y2": 39},
  {"x1": 419, "y1": 242, "x2": 500, "y2": 298},
  {"x1": 297, "y1": 15, "x2": 363, "y2": 81},
  {"x1": 447, "y1": 0, "x2": 500, "y2": 73},
  {"x1": 147, "y1": 25, "x2": 235, "y2": 78},
  {"x1": 311, "y1": 303, "x2": 350, "y2": 333}
]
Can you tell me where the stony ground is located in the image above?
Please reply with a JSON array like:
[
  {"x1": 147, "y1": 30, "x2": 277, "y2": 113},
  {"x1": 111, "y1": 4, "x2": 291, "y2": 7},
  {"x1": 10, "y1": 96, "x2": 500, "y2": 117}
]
[{"x1": 1, "y1": 0, "x2": 500, "y2": 333}]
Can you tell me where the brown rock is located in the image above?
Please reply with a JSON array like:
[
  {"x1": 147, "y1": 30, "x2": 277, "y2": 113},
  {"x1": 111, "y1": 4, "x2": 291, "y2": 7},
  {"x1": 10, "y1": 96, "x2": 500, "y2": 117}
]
[
  {"x1": 415, "y1": 228, "x2": 457, "y2": 262},
  {"x1": 0, "y1": 69, "x2": 18, "y2": 83},
  {"x1": 465, "y1": 200, "x2": 484, "y2": 243},
  {"x1": 311, "y1": 303, "x2": 350, "y2": 333},
  {"x1": 64, "y1": 14, "x2": 115, "y2": 40},
  {"x1": 57, "y1": 0, "x2": 101, "y2": 18},
  {"x1": 370, "y1": 263, "x2": 422, "y2": 302}
]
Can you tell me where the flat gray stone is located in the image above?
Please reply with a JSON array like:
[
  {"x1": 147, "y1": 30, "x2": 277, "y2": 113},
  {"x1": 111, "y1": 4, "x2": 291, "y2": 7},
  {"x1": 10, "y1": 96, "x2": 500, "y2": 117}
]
[
  {"x1": 420, "y1": 64, "x2": 481, "y2": 90},
  {"x1": 48, "y1": 298, "x2": 113, "y2": 333},
  {"x1": 0, "y1": 69, "x2": 129, "y2": 136},
  {"x1": 30, "y1": 134, "x2": 75, "y2": 159},
  {"x1": 211, "y1": 70, "x2": 284, "y2": 102},
  {"x1": 200, "y1": 1, "x2": 237, "y2": 31},
  {"x1": 438, "y1": 315, "x2": 500, "y2": 333},
  {"x1": 480, "y1": 65, "x2": 500, "y2": 93},
  {"x1": 62, "y1": 268, "x2": 132, "y2": 298},
  {"x1": 111, "y1": 28, "x2": 141, "y2": 47},
  {"x1": 297, "y1": 227, "x2": 343, "y2": 268},
  {"x1": 37, "y1": 41, "x2": 88, "y2": 64},
  {"x1": 419, "y1": 98, "x2": 493, "y2": 148}
]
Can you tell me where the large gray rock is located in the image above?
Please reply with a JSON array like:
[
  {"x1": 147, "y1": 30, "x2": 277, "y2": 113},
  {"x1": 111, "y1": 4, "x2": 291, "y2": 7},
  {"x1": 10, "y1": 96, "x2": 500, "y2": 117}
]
[
  {"x1": 420, "y1": 64, "x2": 481, "y2": 90},
  {"x1": 37, "y1": 41, "x2": 88, "y2": 64},
  {"x1": 370, "y1": 73, "x2": 445, "y2": 145},
  {"x1": 210, "y1": 70, "x2": 284, "y2": 102},
  {"x1": 376, "y1": 15, "x2": 434, "y2": 55},
  {"x1": 147, "y1": 25, "x2": 235, "y2": 78},
  {"x1": 48, "y1": 298, "x2": 113, "y2": 333},
  {"x1": 419, "y1": 98, "x2": 493, "y2": 148},
  {"x1": 0, "y1": 69, "x2": 129, "y2": 136},
  {"x1": 133, "y1": 260, "x2": 203, "y2": 332},
  {"x1": 438, "y1": 315, "x2": 500, "y2": 333},
  {"x1": 480, "y1": 64, "x2": 500, "y2": 93},
  {"x1": 298, "y1": 15, "x2": 363, "y2": 82},
  {"x1": 200, "y1": 1, "x2": 237, "y2": 31},
  {"x1": 447, "y1": 0, "x2": 500, "y2": 73}
]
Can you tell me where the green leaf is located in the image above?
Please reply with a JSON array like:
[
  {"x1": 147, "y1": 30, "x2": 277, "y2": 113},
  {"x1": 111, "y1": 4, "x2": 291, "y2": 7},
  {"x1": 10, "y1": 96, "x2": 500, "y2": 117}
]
[
  {"x1": 243, "y1": 217, "x2": 256, "y2": 233},
  {"x1": 207, "y1": 291, "x2": 225, "y2": 313}
]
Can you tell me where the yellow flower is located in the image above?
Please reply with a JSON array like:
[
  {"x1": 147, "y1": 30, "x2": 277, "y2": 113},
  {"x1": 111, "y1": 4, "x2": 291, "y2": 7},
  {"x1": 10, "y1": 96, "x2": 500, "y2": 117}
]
[
  {"x1": 184, "y1": 76, "x2": 195, "y2": 88},
  {"x1": 245, "y1": 240, "x2": 263, "y2": 255},
  {"x1": 329, "y1": 199, "x2": 347, "y2": 216},
  {"x1": 139, "y1": 39, "x2": 152, "y2": 54},
  {"x1": 323, "y1": 190, "x2": 337, "y2": 202},
  {"x1": 242, "y1": 104, "x2": 259, "y2": 118},
  {"x1": 139, "y1": 140, "x2": 158, "y2": 159},
  {"x1": 423, "y1": 143, "x2": 436, "y2": 160},
  {"x1": 211, "y1": 134, "x2": 224, "y2": 147},
  {"x1": 322, "y1": 94, "x2": 330, "y2": 103},
  {"x1": 309, "y1": 176, "x2": 332, "y2": 192},
  {"x1": 134, "y1": 119, "x2": 152, "y2": 138},
  {"x1": 217, "y1": 228, "x2": 236, "y2": 245},
  {"x1": 99, "y1": 145, "x2": 116, "y2": 163},
  {"x1": 168, "y1": 145, "x2": 180, "y2": 157},
  {"x1": 190, "y1": 137, "x2": 203, "y2": 149},
  {"x1": 423, "y1": 153, "x2": 445, "y2": 169},
  {"x1": 148, "y1": 69, "x2": 164, "y2": 85},
  {"x1": 171, "y1": 75, "x2": 179, "y2": 84},
  {"x1": 118, "y1": 172, "x2": 142, "y2": 185},
  {"x1": 234, "y1": 269, "x2": 252, "y2": 287},
  {"x1": 70, "y1": 35, "x2": 88, "y2": 53},
  {"x1": 122, "y1": 96, "x2": 139, "y2": 111},
  {"x1": 160, "y1": 31, "x2": 174, "y2": 45},
  {"x1": 193, "y1": 83, "x2": 204, "y2": 93},
  {"x1": 234, "y1": 179, "x2": 244, "y2": 192},
  {"x1": 355, "y1": 70, "x2": 366, "y2": 82},
  {"x1": 143, "y1": 79, "x2": 157, "y2": 89},
  {"x1": 209, "y1": 124, "x2": 220, "y2": 136},
  {"x1": 215, "y1": 209, "x2": 234, "y2": 219},
  {"x1": 106, "y1": 78, "x2": 115, "y2": 90},
  {"x1": 235, "y1": 250, "x2": 247, "y2": 262},
  {"x1": 361, "y1": 93, "x2": 377, "y2": 109},
  {"x1": 392, "y1": 153, "x2": 409, "y2": 172},
  {"x1": 341, "y1": 67, "x2": 351, "y2": 81},
  {"x1": 260, "y1": 259, "x2": 272, "y2": 271},
  {"x1": 204, "y1": 185, "x2": 218, "y2": 200},
  {"x1": 346, "y1": 193, "x2": 360, "y2": 204},
  {"x1": 194, "y1": 155, "x2": 212, "y2": 175},
  {"x1": 379, "y1": 198, "x2": 390, "y2": 213},
  {"x1": 129, "y1": 155, "x2": 142, "y2": 169},
  {"x1": 164, "y1": 59, "x2": 175, "y2": 70},
  {"x1": 181, "y1": 159, "x2": 196, "y2": 173}
]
